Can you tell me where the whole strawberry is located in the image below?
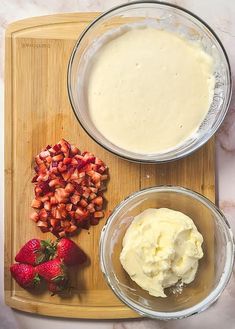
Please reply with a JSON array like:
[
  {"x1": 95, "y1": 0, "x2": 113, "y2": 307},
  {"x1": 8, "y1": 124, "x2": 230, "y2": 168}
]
[
  {"x1": 56, "y1": 238, "x2": 87, "y2": 266},
  {"x1": 10, "y1": 263, "x2": 40, "y2": 289},
  {"x1": 37, "y1": 258, "x2": 68, "y2": 284},
  {"x1": 47, "y1": 280, "x2": 68, "y2": 296},
  {"x1": 15, "y1": 238, "x2": 53, "y2": 265}
]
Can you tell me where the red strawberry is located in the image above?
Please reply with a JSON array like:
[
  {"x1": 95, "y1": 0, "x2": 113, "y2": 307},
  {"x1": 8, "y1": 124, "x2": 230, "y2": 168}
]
[
  {"x1": 56, "y1": 238, "x2": 87, "y2": 266},
  {"x1": 31, "y1": 140, "x2": 108, "y2": 237},
  {"x1": 10, "y1": 263, "x2": 40, "y2": 289},
  {"x1": 47, "y1": 279, "x2": 69, "y2": 296},
  {"x1": 37, "y1": 258, "x2": 67, "y2": 283},
  {"x1": 15, "y1": 238, "x2": 53, "y2": 265}
]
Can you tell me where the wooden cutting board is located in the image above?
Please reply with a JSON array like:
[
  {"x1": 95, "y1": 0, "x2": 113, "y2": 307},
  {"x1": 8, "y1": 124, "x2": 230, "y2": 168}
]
[{"x1": 4, "y1": 13, "x2": 215, "y2": 319}]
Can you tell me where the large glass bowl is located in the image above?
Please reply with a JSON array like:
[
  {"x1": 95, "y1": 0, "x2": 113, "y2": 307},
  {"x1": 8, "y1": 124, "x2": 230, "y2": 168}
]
[
  {"x1": 99, "y1": 186, "x2": 234, "y2": 319},
  {"x1": 68, "y1": 1, "x2": 232, "y2": 163}
]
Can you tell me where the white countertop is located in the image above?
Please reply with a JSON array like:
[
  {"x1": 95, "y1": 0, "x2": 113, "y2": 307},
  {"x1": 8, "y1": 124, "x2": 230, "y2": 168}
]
[{"x1": 1, "y1": 1, "x2": 235, "y2": 329}]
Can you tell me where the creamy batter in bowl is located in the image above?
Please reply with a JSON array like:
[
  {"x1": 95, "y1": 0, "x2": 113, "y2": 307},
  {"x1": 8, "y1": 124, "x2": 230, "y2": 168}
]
[
  {"x1": 68, "y1": 1, "x2": 232, "y2": 162},
  {"x1": 99, "y1": 186, "x2": 234, "y2": 319}
]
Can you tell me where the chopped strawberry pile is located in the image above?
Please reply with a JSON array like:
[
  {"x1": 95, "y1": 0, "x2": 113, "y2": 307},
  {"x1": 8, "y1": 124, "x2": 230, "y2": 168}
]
[{"x1": 31, "y1": 139, "x2": 108, "y2": 237}]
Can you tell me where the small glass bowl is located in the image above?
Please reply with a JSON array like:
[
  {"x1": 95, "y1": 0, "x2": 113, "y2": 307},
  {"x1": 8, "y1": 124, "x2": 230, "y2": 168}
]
[
  {"x1": 68, "y1": 1, "x2": 232, "y2": 163},
  {"x1": 99, "y1": 186, "x2": 234, "y2": 320}
]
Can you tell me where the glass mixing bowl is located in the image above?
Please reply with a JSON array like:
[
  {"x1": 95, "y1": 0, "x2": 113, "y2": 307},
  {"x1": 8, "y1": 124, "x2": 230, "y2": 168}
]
[
  {"x1": 99, "y1": 186, "x2": 234, "y2": 319},
  {"x1": 68, "y1": 1, "x2": 232, "y2": 163}
]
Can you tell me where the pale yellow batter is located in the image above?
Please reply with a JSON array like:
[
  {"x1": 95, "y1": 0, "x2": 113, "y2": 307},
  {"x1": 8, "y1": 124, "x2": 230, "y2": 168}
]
[
  {"x1": 87, "y1": 27, "x2": 215, "y2": 154},
  {"x1": 120, "y1": 208, "x2": 204, "y2": 297}
]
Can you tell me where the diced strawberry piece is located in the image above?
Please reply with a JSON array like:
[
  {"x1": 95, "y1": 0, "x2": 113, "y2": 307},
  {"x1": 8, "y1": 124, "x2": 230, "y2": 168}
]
[
  {"x1": 70, "y1": 169, "x2": 79, "y2": 180},
  {"x1": 94, "y1": 211, "x2": 104, "y2": 218},
  {"x1": 45, "y1": 156, "x2": 52, "y2": 163},
  {"x1": 35, "y1": 155, "x2": 44, "y2": 165},
  {"x1": 49, "y1": 178, "x2": 62, "y2": 187},
  {"x1": 52, "y1": 144, "x2": 61, "y2": 153},
  {"x1": 79, "y1": 199, "x2": 88, "y2": 208},
  {"x1": 50, "y1": 167, "x2": 58, "y2": 174},
  {"x1": 74, "y1": 154, "x2": 83, "y2": 160},
  {"x1": 82, "y1": 191, "x2": 90, "y2": 199},
  {"x1": 61, "y1": 170, "x2": 72, "y2": 181},
  {"x1": 61, "y1": 220, "x2": 71, "y2": 228},
  {"x1": 50, "y1": 196, "x2": 58, "y2": 205},
  {"x1": 66, "y1": 225, "x2": 77, "y2": 233},
  {"x1": 83, "y1": 153, "x2": 95, "y2": 164},
  {"x1": 70, "y1": 145, "x2": 80, "y2": 155},
  {"x1": 95, "y1": 157, "x2": 104, "y2": 166},
  {"x1": 90, "y1": 187, "x2": 98, "y2": 193},
  {"x1": 57, "y1": 204, "x2": 67, "y2": 219},
  {"x1": 91, "y1": 172, "x2": 101, "y2": 183},
  {"x1": 31, "y1": 175, "x2": 38, "y2": 183},
  {"x1": 36, "y1": 220, "x2": 48, "y2": 228},
  {"x1": 79, "y1": 172, "x2": 85, "y2": 178},
  {"x1": 57, "y1": 203, "x2": 66, "y2": 210},
  {"x1": 63, "y1": 157, "x2": 72, "y2": 164},
  {"x1": 60, "y1": 142, "x2": 69, "y2": 155},
  {"x1": 98, "y1": 166, "x2": 106, "y2": 174},
  {"x1": 65, "y1": 183, "x2": 74, "y2": 193},
  {"x1": 40, "y1": 150, "x2": 50, "y2": 158},
  {"x1": 92, "y1": 196, "x2": 103, "y2": 206},
  {"x1": 71, "y1": 158, "x2": 78, "y2": 166},
  {"x1": 44, "y1": 201, "x2": 51, "y2": 211},
  {"x1": 58, "y1": 231, "x2": 66, "y2": 238},
  {"x1": 50, "y1": 218, "x2": 58, "y2": 228},
  {"x1": 51, "y1": 206, "x2": 57, "y2": 218},
  {"x1": 30, "y1": 212, "x2": 39, "y2": 222},
  {"x1": 89, "y1": 192, "x2": 97, "y2": 200},
  {"x1": 37, "y1": 181, "x2": 50, "y2": 194},
  {"x1": 39, "y1": 208, "x2": 48, "y2": 221},
  {"x1": 55, "y1": 210, "x2": 62, "y2": 219},
  {"x1": 48, "y1": 147, "x2": 56, "y2": 154},
  {"x1": 31, "y1": 199, "x2": 42, "y2": 209},
  {"x1": 52, "y1": 154, "x2": 64, "y2": 162},
  {"x1": 68, "y1": 211, "x2": 75, "y2": 219},
  {"x1": 66, "y1": 203, "x2": 73, "y2": 211},
  {"x1": 77, "y1": 159, "x2": 87, "y2": 170},
  {"x1": 101, "y1": 175, "x2": 108, "y2": 181},
  {"x1": 35, "y1": 186, "x2": 42, "y2": 196},
  {"x1": 55, "y1": 188, "x2": 69, "y2": 203},
  {"x1": 72, "y1": 178, "x2": 83, "y2": 185},
  {"x1": 86, "y1": 170, "x2": 94, "y2": 177},
  {"x1": 38, "y1": 163, "x2": 47, "y2": 172},
  {"x1": 70, "y1": 194, "x2": 80, "y2": 205},
  {"x1": 58, "y1": 162, "x2": 67, "y2": 172},
  {"x1": 87, "y1": 203, "x2": 95, "y2": 213},
  {"x1": 37, "y1": 173, "x2": 49, "y2": 182},
  {"x1": 75, "y1": 207, "x2": 85, "y2": 217},
  {"x1": 39, "y1": 195, "x2": 48, "y2": 202}
]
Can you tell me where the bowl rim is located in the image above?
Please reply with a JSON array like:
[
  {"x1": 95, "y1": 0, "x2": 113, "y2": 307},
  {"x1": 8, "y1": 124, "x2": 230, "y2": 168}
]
[
  {"x1": 99, "y1": 185, "x2": 235, "y2": 320},
  {"x1": 67, "y1": 0, "x2": 233, "y2": 164}
]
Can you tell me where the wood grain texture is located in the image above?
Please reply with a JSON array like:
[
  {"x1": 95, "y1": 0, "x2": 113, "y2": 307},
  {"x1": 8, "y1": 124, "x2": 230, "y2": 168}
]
[{"x1": 4, "y1": 13, "x2": 215, "y2": 319}]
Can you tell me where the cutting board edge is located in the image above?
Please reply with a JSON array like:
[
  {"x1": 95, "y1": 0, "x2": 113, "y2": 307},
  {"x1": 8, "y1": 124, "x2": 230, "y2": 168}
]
[
  {"x1": 5, "y1": 12, "x2": 100, "y2": 36},
  {"x1": 5, "y1": 295, "x2": 142, "y2": 319}
]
